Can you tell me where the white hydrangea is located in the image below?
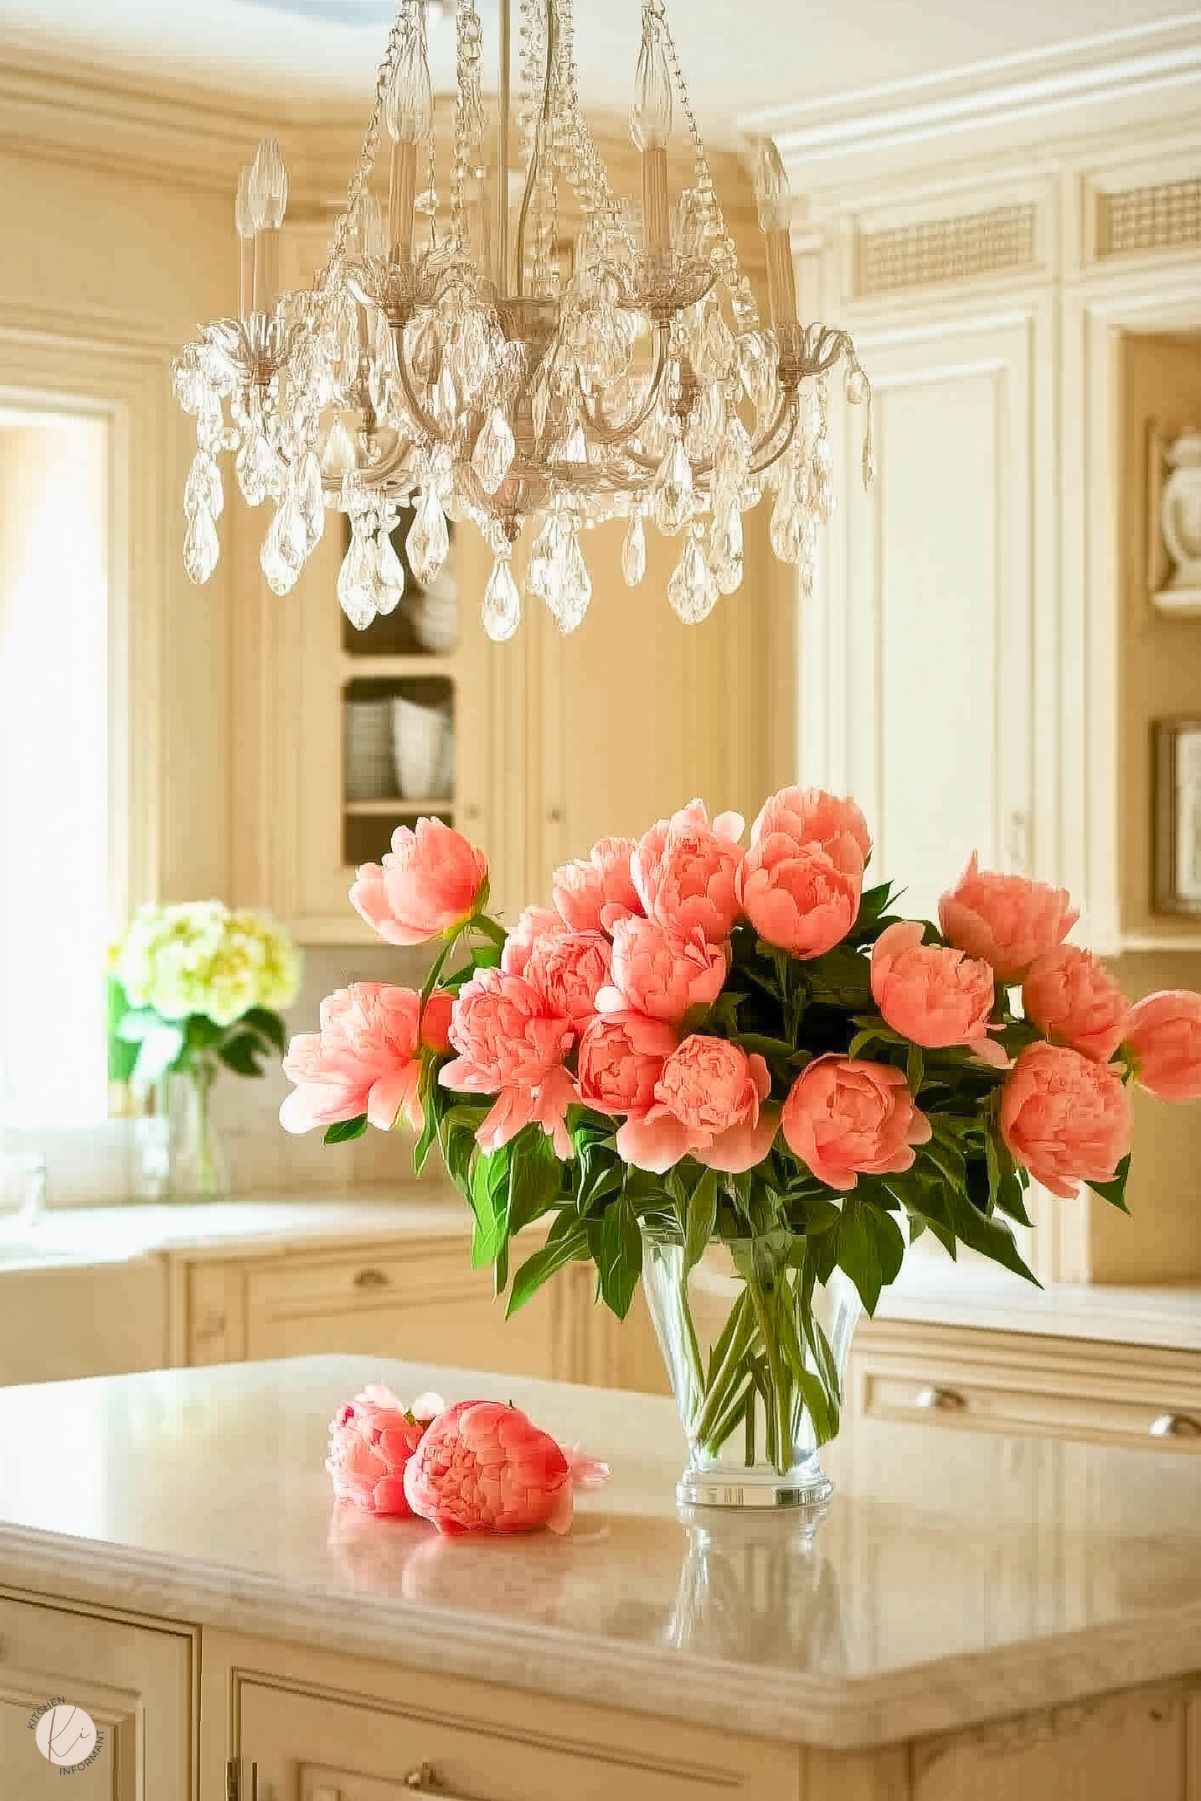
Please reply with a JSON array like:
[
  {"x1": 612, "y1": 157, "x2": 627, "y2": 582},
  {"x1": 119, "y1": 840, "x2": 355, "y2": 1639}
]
[{"x1": 114, "y1": 902, "x2": 301, "y2": 1028}]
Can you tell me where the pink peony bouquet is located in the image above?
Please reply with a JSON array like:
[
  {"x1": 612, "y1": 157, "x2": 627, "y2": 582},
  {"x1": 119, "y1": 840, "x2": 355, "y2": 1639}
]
[{"x1": 284, "y1": 800, "x2": 1201, "y2": 1485}]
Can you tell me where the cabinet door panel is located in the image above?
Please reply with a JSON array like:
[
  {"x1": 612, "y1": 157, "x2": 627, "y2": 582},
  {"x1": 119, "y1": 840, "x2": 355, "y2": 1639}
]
[
  {"x1": 0, "y1": 1594, "x2": 193, "y2": 1801},
  {"x1": 805, "y1": 308, "x2": 1050, "y2": 922}
]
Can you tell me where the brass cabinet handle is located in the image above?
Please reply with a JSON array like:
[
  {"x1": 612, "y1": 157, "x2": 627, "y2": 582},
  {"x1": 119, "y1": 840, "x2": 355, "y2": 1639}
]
[
  {"x1": 1149, "y1": 1412, "x2": 1201, "y2": 1440},
  {"x1": 913, "y1": 1385, "x2": 967, "y2": 1413},
  {"x1": 405, "y1": 1763, "x2": 481, "y2": 1799},
  {"x1": 353, "y1": 1266, "x2": 391, "y2": 1290}
]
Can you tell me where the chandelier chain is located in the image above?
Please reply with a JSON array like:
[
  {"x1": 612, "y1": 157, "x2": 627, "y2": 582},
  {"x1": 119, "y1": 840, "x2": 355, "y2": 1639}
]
[
  {"x1": 643, "y1": 0, "x2": 759, "y2": 331},
  {"x1": 313, "y1": 0, "x2": 414, "y2": 299},
  {"x1": 450, "y1": 0, "x2": 485, "y2": 247}
]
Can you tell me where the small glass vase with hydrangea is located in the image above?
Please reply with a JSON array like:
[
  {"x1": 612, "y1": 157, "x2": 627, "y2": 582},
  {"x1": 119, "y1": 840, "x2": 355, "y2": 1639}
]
[
  {"x1": 281, "y1": 805, "x2": 1201, "y2": 1511},
  {"x1": 111, "y1": 902, "x2": 301, "y2": 1199}
]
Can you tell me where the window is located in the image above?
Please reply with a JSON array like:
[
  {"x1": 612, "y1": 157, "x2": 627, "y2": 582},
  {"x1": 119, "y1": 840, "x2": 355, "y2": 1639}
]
[{"x1": 0, "y1": 409, "x2": 111, "y2": 1126}]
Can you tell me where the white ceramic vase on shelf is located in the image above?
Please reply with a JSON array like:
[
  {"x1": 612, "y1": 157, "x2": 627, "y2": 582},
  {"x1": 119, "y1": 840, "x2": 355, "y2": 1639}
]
[{"x1": 392, "y1": 695, "x2": 452, "y2": 800}]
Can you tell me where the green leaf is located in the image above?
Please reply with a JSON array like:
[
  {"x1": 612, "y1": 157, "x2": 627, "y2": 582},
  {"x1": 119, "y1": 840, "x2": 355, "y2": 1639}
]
[
  {"x1": 324, "y1": 1114, "x2": 368, "y2": 1144},
  {"x1": 217, "y1": 1033, "x2": 267, "y2": 1077},
  {"x1": 470, "y1": 1147, "x2": 510, "y2": 1269},
  {"x1": 906, "y1": 1043, "x2": 924, "y2": 1093},
  {"x1": 597, "y1": 1195, "x2": 643, "y2": 1320},
  {"x1": 684, "y1": 1169, "x2": 718, "y2": 1274},
  {"x1": 184, "y1": 1014, "x2": 227, "y2": 1051},
  {"x1": 944, "y1": 1185, "x2": 1040, "y2": 1286},
  {"x1": 836, "y1": 1198, "x2": 883, "y2": 1314},
  {"x1": 1090, "y1": 1153, "x2": 1132, "y2": 1214},
  {"x1": 864, "y1": 1203, "x2": 907, "y2": 1287},
  {"x1": 506, "y1": 1217, "x2": 591, "y2": 1316},
  {"x1": 240, "y1": 1007, "x2": 288, "y2": 1055},
  {"x1": 508, "y1": 1128, "x2": 564, "y2": 1233}
]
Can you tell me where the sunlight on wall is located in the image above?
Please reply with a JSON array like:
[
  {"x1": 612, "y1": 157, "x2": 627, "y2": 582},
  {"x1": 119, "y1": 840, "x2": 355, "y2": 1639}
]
[{"x1": 0, "y1": 413, "x2": 109, "y2": 1126}]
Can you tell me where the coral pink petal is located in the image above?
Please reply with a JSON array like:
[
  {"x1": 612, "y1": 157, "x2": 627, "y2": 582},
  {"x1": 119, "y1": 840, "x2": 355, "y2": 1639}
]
[{"x1": 615, "y1": 1110, "x2": 694, "y2": 1173}]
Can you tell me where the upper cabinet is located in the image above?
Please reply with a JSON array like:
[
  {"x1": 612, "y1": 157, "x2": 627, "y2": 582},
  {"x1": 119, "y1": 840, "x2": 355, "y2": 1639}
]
[
  {"x1": 807, "y1": 302, "x2": 1051, "y2": 923},
  {"x1": 794, "y1": 126, "x2": 1201, "y2": 955}
]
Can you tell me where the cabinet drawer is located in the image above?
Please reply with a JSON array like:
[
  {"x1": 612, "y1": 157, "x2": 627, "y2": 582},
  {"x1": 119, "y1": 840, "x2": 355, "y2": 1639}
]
[
  {"x1": 853, "y1": 1343, "x2": 1201, "y2": 1453},
  {"x1": 239, "y1": 1675, "x2": 779, "y2": 1801},
  {"x1": 246, "y1": 1247, "x2": 427, "y2": 1317}
]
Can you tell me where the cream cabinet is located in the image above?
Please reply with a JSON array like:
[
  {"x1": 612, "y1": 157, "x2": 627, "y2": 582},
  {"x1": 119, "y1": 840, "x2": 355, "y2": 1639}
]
[
  {"x1": 0, "y1": 1592, "x2": 195, "y2": 1800},
  {"x1": 807, "y1": 302, "x2": 1051, "y2": 926},
  {"x1": 171, "y1": 1239, "x2": 569, "y2": 1380},
  {"x1": 201, "y1": 1629, "x2": 799, "y2": 1801},
  {"x1": 850, "y1": 1316, "x2": 1201, "y2": 1455}
]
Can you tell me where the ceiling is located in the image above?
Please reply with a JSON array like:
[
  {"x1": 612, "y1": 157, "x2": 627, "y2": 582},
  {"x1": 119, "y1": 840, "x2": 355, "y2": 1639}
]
[{"x1": 0, "y1": 0, "x2": 1190, "y2": 137}]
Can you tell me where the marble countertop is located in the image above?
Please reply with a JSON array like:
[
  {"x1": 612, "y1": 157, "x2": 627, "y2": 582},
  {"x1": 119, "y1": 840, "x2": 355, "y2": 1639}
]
[
  {"x1": 0, "y1": 1191, "x2": 471, "y2": 1270},
  {"x1": 0, "y1": 1354, "x2": 1198, "y2": 1750},
  {"x1": 871, "y1": 1254, "x2": 1201, "y2": 1352}
]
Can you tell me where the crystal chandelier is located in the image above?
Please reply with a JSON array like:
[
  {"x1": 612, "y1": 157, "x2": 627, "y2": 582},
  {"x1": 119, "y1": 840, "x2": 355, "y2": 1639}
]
[{"x1": 173, "y1": 0, "x2": 872, "y2": 639}]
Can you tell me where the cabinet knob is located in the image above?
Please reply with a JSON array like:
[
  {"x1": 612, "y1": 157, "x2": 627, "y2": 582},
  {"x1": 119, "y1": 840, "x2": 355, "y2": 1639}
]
[
  {"x1": 353, "y1": 1266, "x2": 390, "y2": 1290},
  {"x1": 545, "y1": 804, "x2": 564, "y2": 824},
  {"x1": 404, "y1": 1763, "x2": 478, "y2": 1799},
  {"x1": 913, "y1": 1385, "x2": 967, "y2": 1413},
  {"x1": 1149, "y1": 1412, "x2": 1201, "y2": 1440}
]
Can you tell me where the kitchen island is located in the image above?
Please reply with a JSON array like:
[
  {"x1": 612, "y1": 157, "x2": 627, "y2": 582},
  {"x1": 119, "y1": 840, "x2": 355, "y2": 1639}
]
[{"x1": 0, "y1": 1355, "x2": 1199, "y2": 1799}]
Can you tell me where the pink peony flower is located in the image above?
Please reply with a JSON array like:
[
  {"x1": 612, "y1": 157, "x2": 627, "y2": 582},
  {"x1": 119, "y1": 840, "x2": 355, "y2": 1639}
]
[
  {"x1": 326, "y1": 1384, "x2": 444, "y2": 1515},
  {"x1": 1023, "y1": 947, "x2": 1130, "y2": 1065},
  {"x1": 632, "y1": 800, "x2": 744, "y2": 943},
  {"x1": 617, "y1": 1035, "x2": 777, "y2": 1175},
  {"x1": 280, "y1": 984, "x2": 443, "y2": 1134},
  {"x1": 737, "y1": 835, "x2": 860, "y2": 959},
  {"x1": 576, "y1": 1011, "x2": 678, "y2": 1118},
  {"x1": 871, "y1": 920, "x2": 1004, "y2": 1064},
  {"x1": 551, "y1": 837, "x2": 641, "y2": 934},
  {"x1": 596, "y1": 917, "x2": 727, "y2": 1025},
  {"x1": 439, "y1": 967, "x2": 576, "y2": 1157},
  {"x1": 501, "y1": 906, "x2": 567, "y2": 978},
  {"x1": 752, "y1": 785, "x2": 871, "y2": 873},
  {"x1": 781, "y1": 1055, "x2": 931, "y2": 1192},
  {"x1": 1125, "y1": 990, "x2": 1201, "y2": 1101},
  {"x1": 350, "y1": 817, "x2": 488, "y2": 946},
  {"x1": 403, "y1": 1400, "x2": 610, "y2": 1535},
  {"x1": 999, "y1": 1041, "x2": 1132, "y2": 1199},
  {"x1": 938, "y1": 854, "x2": 1077, "y2": 984},
  {"x1": 524, "y1": 929, "x2": 612, "y2": 1030}
]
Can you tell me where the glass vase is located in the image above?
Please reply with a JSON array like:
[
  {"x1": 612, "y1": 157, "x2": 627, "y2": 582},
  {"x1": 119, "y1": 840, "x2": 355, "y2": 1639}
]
[
  {"x1": 641, "y1": 1232, "x2": 861, "y2": 1511},
  {"x1": 168, "y1": 1062, "x2": 227, "y2": 1199}
]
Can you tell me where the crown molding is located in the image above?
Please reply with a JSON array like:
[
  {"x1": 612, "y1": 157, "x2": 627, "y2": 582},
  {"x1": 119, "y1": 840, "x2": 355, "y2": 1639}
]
[
  {"x1": 0, "y1": 38, "x2": 763, "y2": 273},
  {"x1": 739, "y1": 14, "x2": 1201, "y2": 189}
]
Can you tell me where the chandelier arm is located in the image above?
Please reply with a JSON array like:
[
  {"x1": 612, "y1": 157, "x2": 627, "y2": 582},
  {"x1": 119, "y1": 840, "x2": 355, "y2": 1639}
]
[
  {"x1": 577, "y1": 323, "x2": 670, "y2": 445},
  {"x1": 514, "y1": 0, "x2": 556, "y2": 298},
  {"x1": 747, "y1": 392, "x2": 802, "y2": 477},
  {"x1": 394, "y1": 337, "x2": 455, "y2": 447}
]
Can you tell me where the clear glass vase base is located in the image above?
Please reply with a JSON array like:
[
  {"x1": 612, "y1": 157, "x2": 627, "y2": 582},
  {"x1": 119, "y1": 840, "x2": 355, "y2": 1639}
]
[{"x1": 677, "y1": 1463, "x2": 833, "y2": 1512}]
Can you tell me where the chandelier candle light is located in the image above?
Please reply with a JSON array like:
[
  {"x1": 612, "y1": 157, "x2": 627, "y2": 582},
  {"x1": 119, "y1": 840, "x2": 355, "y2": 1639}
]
[{"x1": 173, "y1": 0, "x2": 872, "y2": 638}]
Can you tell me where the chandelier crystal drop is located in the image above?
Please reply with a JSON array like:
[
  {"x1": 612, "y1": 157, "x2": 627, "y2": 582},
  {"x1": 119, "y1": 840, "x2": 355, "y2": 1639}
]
[{"x1": 173, "y1": 0, "x2": 873, "y2": 639}]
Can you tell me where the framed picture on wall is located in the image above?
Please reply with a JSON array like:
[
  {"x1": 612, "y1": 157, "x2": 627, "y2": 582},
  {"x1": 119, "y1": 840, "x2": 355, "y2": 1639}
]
[{"x1": 1155, "y1": 719, "x2": 1201, "y2": 915}]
